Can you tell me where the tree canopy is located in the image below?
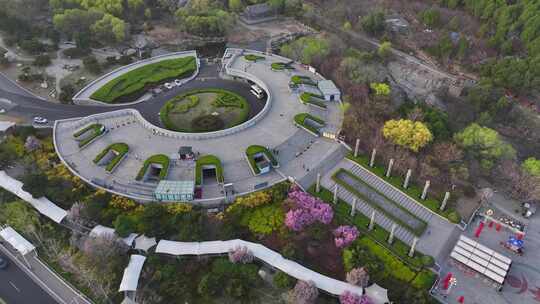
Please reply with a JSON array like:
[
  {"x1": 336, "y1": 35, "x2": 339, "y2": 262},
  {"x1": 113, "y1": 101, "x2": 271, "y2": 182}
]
[
  {"x1": 280, "y1": 36, "x2": 330, "y2": 65},
  {"x1": 382, "y1": 119, "x2": 433, "y2": 152}
]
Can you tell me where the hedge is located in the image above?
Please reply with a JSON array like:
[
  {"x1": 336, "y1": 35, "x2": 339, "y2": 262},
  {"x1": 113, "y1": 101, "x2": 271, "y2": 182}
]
[
  {"x1": 291, "y1": 75, "x2": 317, "y2": 86},
  {"x1": 347, "y1": 154, "x2": 461, "y2": 223},
  {"x1": 271, "y1": 62, "x2": 294, "y2": 70},
  {"x1": 195, "y1": 155, "x2": 224, "y2": 185},
  {"x1": 136, "y1": 154, "x2": 170, "y2": 181},
  {"x1": 74, "y1": 124, "x2": 106, "y2": 148},
  {"x1": 333, "y1": 168, "x2": 428, "y2": 236},
  {"x1": 294, "y1": 113, "x2": 325, "y2": 135},
  {"x1": 91, "y1": 56, "x2": 196, "y2": 103},
  {"x1": 244, "y1": 54, "x2": 265, "y2": 62},
  {"x1": 299, "y1": 92, "x2": 327, "y2": 108},
  {"x1": 245, "y1": 145, "x2": 278, "y2": 175},
  {"x1": 93, "y1": 143, "x2": 129, "y2": 172}
]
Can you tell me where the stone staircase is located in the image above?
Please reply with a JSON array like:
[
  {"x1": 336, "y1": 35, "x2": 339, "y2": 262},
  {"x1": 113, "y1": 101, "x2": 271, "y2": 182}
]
[
  {"x1": 348, "y1": 163, "x2": 433, "y2": 222},
  {"x1": 335, "y1": 183, "x2": 416, "y2": 245}
]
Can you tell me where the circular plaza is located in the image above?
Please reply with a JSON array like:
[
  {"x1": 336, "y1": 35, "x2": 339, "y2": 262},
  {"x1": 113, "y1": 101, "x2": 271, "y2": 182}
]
[{"x1": 53, "y1": 49, "x2": 345, "y2": 204}]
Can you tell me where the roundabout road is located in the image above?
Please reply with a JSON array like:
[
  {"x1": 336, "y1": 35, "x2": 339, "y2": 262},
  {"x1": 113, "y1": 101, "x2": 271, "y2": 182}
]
[{"x1": 0, "y1": 63, "x2": 262, "y2": 130}]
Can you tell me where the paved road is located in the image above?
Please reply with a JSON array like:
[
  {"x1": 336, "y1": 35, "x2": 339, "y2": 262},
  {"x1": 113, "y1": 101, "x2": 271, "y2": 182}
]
[
  {"x1": 0, "y1": 64, "x2": 261, "y2": 128},
  {"x1": 0, "y1": 253, "x2": 57, "y2": 304}
]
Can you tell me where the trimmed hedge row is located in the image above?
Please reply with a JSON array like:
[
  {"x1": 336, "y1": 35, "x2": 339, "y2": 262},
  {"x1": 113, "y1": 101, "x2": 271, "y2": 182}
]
[
  {"x1": 291, "y1": 75, "x2": 317, "y2": 86},
  {"x1": 136, "y1": 154, "x2": 170, "y2": 181},
  {"x1": 271, "y1": 62, "x2": 294, "y2": 70},
  {"x1": 299, "y1": 92, "x2": 327, "y2": 108},
  {"x1": 244, "y1": 54, "x2": 265, "y2": 62},
  {"x1": 74, "y1": 124, "x2": 106, "y2": 148},
  {"x1": 333, "y1": 168, "x2": 428, "y2": 236},
  {"x1": 91, "y1": 56, "x2": 196, "y2": 103},
  {"x1": 195, "y1": 155, "x2": 224, "y2": 185}
]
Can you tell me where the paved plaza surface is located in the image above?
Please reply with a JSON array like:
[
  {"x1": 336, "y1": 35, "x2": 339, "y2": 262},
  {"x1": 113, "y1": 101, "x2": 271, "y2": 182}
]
[{"x1": 54, "y1": 50, "x2": 346, "y2": 202}]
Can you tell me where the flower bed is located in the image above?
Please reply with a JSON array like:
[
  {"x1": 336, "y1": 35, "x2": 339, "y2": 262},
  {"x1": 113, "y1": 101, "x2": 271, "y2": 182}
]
[
  {"x1": 93, "y1": 143, "x2": 129, "y2": 172},
  {"x1": 347, "y1": 154, "x2": 461, "y2": 223},
  {"x1": 195, "y1": 154, "x2": 224, "y2": 185},
  {"x1": 136, "y1": 154, "x2": 170, "y2": 181},
  {"x1": 91, "y1": 56, "x2": 197, "y2": 103}
]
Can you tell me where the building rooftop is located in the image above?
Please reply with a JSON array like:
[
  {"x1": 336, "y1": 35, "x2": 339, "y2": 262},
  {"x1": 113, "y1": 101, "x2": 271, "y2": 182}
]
[
  {"x1": 318, "y1": 80, "x2": 340, "y2": 96},
  {"x1": 155, "y1": 180, "x2": 195, "y2": 196}
]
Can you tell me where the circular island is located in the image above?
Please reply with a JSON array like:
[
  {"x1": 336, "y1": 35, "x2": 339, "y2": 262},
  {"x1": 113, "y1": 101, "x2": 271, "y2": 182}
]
[{"x1": 159, "y1": 89, "x2": 252, "y2": 132}]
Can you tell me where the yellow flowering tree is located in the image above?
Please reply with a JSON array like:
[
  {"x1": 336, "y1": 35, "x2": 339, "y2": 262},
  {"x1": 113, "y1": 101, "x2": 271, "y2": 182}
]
[
  {"x1": 382, "y1": 119, "x2": 433, "y2": 152},
  {"x1": 166, "y1": 203, "x2": 193, "y2": 214}
]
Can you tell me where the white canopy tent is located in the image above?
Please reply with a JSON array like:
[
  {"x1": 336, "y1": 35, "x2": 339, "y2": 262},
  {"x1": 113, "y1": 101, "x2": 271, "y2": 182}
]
[
  {"x1": 89, "y1": 225, "x2": 138, "y2": 247},
  {"x1": 365, "y1": 283, "x2": 389, "y2": 304},
  {"x1": 0, "y1": 226, "x2": 35, "y2": 255},
  {"x1": 119, "y1": 255, "x2": 146, "y2": 292},
  {"x1": 155, "y1": 239, "x2": 363, "y2": 297},
  {"x1": 0, "y1": 171, "x2": 67, "y2": 223}
]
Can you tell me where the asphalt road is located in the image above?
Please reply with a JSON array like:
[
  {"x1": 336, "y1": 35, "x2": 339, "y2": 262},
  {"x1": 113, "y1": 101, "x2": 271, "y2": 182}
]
[
  {"x1": 0, "y1": 67, "x2": 263, "y2": 128},
  {"x1": 0, "y1": 253, "x2": 57, "y2": 304}
]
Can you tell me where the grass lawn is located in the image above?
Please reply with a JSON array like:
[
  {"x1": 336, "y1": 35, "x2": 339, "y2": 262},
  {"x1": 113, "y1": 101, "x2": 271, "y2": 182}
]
[
  {"x1": 160, "y1": 89, "x2": 250, "y2": 133},
  {"x1": 91, "y1": 56, "x2": 196, "y2": 103},
  {"x1": 93, "y1": 143, "x2": 129, "y2": 172},
  {"x1": 290, "y1": 75, "x2": 317, "y2": 86},
  {"x1": 245, "y1": 145, "x2": 278, "y2": 175},
  {"x1": 74, "y1": 123, "x2": 105, "y2": 148},
  {"x1": 347, "y1": 154, "x2": 461, "y2": 223},
  {"x1": 195, "y1": 155, "x2": 224, "y2": 185},
  {"x1": 294, "y1": 113, "x2": 325, "y2": 135},
  {"x1": 136, "y1": 154, "x2": 170, "y2": 181},
  {"x1": 244, "y1": 54, "x2": 265, "y2": 62},
  {"x1": 333, "y1": 168, "x2": 428, "y2": 236},
  {"x1": 308, "y1": 185, "x2": 435, "y2": 270},
  {"x1": 299, "y1": 92, "x2": 327, "y2": 109}
]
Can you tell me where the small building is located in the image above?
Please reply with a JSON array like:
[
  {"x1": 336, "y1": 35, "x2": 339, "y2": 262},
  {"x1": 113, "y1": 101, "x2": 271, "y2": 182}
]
[
  {"x1": 154, "y1": 180, "x2": 195, "y2": 202},
  {"x1": 243, "y1": 3, "x2": 276, "y2": 20},
  {"x1": 317, "y1": 80, "x2": 341, "y2": 102}
]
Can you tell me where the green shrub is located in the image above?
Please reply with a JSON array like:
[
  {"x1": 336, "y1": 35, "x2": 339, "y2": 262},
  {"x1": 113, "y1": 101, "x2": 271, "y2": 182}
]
[
  {"x1": 91, "y1": 56, "x2": 196, "y2": 103},
  {"x1": 245, "y1": 145, "x2": 278, "y2": 174},
  {"x1": 173, "y1": 95, "x2": 199, "y2": 113},
  {"x1": 273, "y1": 271, "x2": 296, "y2": 289},
  {"x1": 291, "y1": 75, "x2": 316, "y2": 86},
  {"x1": 300, "y1": 92, "x2": 327, "y2": 108},
  {"x1": 73, "y1": 124, "x2": 106, "y2": 148},
  {"x1": 294, "y1": 113, "x2": 325, "y2": 135},
  {"x1": 244, "y1": 54, "x2": 264, "y2": 62},
  {"x1": 93, "y1": 143, "x2": 129, "y2": 172}
]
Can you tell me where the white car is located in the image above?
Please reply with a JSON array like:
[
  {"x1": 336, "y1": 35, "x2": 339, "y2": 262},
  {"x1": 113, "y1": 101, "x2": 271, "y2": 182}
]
[
  {"x1": 174, "y1": 79, "x2": 182, "y2": 86},
  {"x1": 33, "y1": 116, "x2": 48, "y2": 124},
  {"x1": 0, "y1": 109, "x2": 5, "y2": 114},
  {"x1": 164, "y1": 83, "x2": 174, "y2": 90}
]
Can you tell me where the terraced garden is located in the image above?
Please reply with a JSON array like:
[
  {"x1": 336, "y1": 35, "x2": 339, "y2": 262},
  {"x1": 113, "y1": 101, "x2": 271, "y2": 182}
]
[
  {"x1": 91, "y1": 56, "x2": 197, "y2": 103},
  {"x1": 160, "y1": 89, "x2": 250, "y2": 133}
]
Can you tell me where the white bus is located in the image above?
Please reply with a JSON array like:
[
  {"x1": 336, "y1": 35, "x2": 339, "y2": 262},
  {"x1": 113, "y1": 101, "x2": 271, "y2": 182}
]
[{"x1": 250, "y1": 85, "x2": 265, "y2": 99}]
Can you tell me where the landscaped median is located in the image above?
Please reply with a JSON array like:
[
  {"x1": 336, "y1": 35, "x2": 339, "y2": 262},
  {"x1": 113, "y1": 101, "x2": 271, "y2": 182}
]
[
  {"x1": 299, "y1": 92, "x2": 327, "y2": 109},
  {"x1": 245, "y1": 145, "x2": 278, "y2": 175},
  {"x1": 271, "y1": 62, "x2": 294, "y2": 71},
  {"x1": 332, "y1": 168, "x2": 428, "y2": 236},
  {"x1": 93, "y1": 143, "x2": 129, "y2": 172},
  {"x1": 136, "y1": 154, "x2": 170, "y2": 181},
  {"x1": 294, "y1": 113, "x2": 325, "y2": 136},
  {"x1": 90, "y1": 56, "x2": 197, "y2": 103},
  {"x1": 347, "y1": 154, "x2": 461, "y2": 223},
  {"x1": 195, "y1": 155, "x2": 224, "y2": 185},
  {"x1": 308, "y1": 185, "x2": 435, "y2": 270},
  {"x1": 73, "y1": 123, "x2": 106, "y2": 148}
]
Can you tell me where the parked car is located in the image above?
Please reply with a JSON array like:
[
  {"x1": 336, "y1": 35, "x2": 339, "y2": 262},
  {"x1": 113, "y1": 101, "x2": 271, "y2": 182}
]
[
  {"x1": 164, "y1": 83, "x2": 174, "y2": 90},
  {"x1": 0, "y1": 255, "x2": 8, "y2": 269},
  {"x1": 174, "y1": 79, "x2": 182, "y2": 86},
  {"x1": 33, "y1": 116, "x2": 48, "y2": 124}
]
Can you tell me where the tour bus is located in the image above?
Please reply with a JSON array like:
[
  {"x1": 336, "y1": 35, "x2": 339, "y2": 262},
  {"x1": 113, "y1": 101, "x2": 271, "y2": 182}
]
[{"x1": 250, "y1": 85, "x2": 265, "y2": 99}]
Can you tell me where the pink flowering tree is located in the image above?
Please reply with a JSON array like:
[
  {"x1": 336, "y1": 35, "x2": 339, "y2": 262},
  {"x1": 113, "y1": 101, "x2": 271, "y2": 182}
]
[
  {"x1": 291, "y1": 280, "x2": 319, "y2": 304},
  {"x1": 285, "y1": 188, "x2": 334, "y2": 231},
  {"x1": 333, "y1": 225, "x2": 359, "y2": 248},
  {"x1": 346, "y1": 267, "x2": 369, "y2": 287},
  {"x1": 228, "y1": 246, "x2": 254, "y2": 264},
  {"x1": 339, "y1": 291, "x2": 373, "y2": 304}
]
